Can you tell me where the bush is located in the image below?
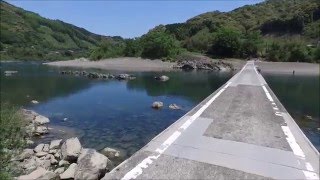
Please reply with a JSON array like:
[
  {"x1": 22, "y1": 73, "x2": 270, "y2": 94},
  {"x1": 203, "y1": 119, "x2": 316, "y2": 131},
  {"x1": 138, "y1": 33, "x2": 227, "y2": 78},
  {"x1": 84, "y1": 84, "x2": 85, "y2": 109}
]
[
  {"x1": 0, "y1": 104, "x2": 26, "y2": 179},
  {"x1": 208, "y1": 28, "x2": 241, "y2": 58},
  {"x1": 89, "y1": 41, "x2": 125, "y2": 60}
]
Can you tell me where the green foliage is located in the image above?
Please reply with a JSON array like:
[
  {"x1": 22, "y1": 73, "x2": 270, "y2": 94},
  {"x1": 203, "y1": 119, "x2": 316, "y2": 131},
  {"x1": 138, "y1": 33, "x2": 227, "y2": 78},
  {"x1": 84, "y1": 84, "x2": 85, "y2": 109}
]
[
  {"x1": 140, "y1": 28, "x2": 182, "y2": 60},
  {"x1": 312, "y1": 47, "x2": 320, "y2": 61},
  {"x1": 208, "y1": 28, "x2": 241, "y2": 57},
  {"x1": 184, "y1": 28, "x2": 214, "y2": 53},
  {"x1": 90, "y1": 41, "x2": 125, "y2": 60},
  {"x1": 239, "y1": 31, "x2": 263, "y2": 58},
  {"x1": 0, "y1": 103, "x2": 26, "y2": 179},
  {"x1": 124, "y1": 39, "x2": 142, "y2": 57}
]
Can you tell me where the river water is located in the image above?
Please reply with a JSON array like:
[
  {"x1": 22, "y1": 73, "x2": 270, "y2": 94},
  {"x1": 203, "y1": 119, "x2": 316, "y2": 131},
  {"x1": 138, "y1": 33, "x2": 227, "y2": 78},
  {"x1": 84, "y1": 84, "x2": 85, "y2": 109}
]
[{"x1": 1, "y1": 61, "x2": 319, "y2": 160}]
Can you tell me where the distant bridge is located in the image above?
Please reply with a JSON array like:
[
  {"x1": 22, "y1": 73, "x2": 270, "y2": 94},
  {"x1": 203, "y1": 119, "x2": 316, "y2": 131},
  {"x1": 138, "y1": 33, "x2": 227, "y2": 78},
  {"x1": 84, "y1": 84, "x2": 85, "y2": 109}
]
[{"x1": 103, "y1": 61, "x2": 319, "y2": 180}]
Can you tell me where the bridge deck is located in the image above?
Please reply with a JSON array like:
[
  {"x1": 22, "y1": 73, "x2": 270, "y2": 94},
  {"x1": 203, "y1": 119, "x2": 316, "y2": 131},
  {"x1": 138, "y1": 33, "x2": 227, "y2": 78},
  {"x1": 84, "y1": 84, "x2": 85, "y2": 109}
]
[{"x1": 103, "y1": 61, "x2": 319, "y2": 180}]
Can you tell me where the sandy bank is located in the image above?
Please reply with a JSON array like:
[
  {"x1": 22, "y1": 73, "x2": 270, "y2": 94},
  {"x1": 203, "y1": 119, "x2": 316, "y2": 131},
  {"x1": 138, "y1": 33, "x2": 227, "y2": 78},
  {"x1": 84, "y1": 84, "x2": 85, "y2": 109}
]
[
  {"x1": 256, "y1": 61, "x2": 319, "y2": 75},
  {"x1": 44, "y1": 57, "x2": 175, "y2": 72}
]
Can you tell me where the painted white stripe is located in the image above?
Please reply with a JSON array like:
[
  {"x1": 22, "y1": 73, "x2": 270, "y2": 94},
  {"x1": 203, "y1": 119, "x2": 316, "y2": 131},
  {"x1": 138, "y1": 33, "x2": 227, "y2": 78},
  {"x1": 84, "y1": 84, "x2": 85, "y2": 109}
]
[
  {"x1": 303, "y1": 170, "x2": 319, "y2": 180},
  {"x1": 281, "y1": 126, "x2": 305, "y2": 158}
]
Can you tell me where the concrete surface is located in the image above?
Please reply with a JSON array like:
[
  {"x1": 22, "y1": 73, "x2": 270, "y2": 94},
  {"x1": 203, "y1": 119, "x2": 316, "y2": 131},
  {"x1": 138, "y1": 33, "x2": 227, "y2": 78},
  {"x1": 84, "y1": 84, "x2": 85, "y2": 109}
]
[{"x1": 103, "y1": 61, "x2": 319, "y2": 180}]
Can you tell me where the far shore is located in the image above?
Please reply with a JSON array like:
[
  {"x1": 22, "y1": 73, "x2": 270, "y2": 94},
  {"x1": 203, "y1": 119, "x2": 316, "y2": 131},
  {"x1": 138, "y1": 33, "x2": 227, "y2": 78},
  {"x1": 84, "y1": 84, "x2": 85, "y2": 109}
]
[
  {"x1": 44, "y1": 57, "x2": 175, "y2": 72},
  {"x1": 257, "y1": 61, "x2": 319, "y2": 75}
]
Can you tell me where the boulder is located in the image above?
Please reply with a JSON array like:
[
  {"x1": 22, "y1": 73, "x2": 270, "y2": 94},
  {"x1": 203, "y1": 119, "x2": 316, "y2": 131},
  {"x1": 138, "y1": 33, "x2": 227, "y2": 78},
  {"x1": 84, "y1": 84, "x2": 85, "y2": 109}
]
[
  {"x1": 17, "y1": 167, "x2": 55, "y2": 180},
  {"x1": 117, "y1": 74, "x2": 130, "y2": 80},
  {"x1": 88, "y1": 72, "x2": 99, "y2": 79},
  {"x1": 42, "y1": 144, "x2": 50, "y2": 152},
  {"x1": 54, "y1": 167, "x2": 65, "y2": 174},
  {"x1": 34, "y1": 115, "x2": 50, "y2": 125},
  {"x1": 49, "y1": 149, "x2": 57, "y2": 154},
  {"x1": 152, "y1": 101, "x2": 163, "y2": 109},
  {"x1": 54, "y1": 150, "x2": 61, "y2": 159},
  {"x1": 101, "y1": 147, "x2": 120, "y2": 159},
  {"x1": 75, "y1": 148, "x2": 109, "y2": 180},
  {"x1": 34, "y1": 144, "x2": 45, "y2": 153},
  {"x1": 169, "y1": 104, "x2": 181, "y2": 110},
  {"x1": 35, "y1": 152, "x2": 48, "y2": 157},
  {"x1": 17, "y1": 149, "x2": 34, "y2": 161},
  {"x1": 60, "y1": 163, "x2": 77, "y2": 179},
  {"x1": 49, "y1": 139, "x2": 62, "y2": 149},
  {"x1": 59, "y1": 160, "x2": 70, "y2": 167},
  {"x1": 61, "y1": 137, "x2": 82, "y2": 162},
  {"x1": 50, "y1": 155, "x2": 58, "y2": 165},
  {"x1": 34, "y1": 126, "x2": 49, "y2": 135}
]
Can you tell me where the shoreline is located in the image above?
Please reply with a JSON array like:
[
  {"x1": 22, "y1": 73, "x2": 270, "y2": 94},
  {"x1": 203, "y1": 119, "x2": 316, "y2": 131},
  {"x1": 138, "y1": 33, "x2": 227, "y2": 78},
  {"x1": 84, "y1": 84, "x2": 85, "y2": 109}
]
[{"x1": 256, "y1": 61, "x2": 319, "y2": 75}]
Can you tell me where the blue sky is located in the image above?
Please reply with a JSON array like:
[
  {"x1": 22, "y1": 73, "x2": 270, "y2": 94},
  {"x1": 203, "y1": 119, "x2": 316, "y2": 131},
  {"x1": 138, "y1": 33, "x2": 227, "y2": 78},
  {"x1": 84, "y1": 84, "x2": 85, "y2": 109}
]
[{"x1": 8, "y1": 0, "x2": 264, "y2": 38}]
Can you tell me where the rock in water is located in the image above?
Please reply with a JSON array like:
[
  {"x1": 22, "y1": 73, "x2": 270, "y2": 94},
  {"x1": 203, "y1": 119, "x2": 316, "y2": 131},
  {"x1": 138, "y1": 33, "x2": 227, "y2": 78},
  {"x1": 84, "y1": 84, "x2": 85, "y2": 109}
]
[
  {"x1": 155, "y1": 75, "x2": 169, "y2": 82},
  {"x1": 75, "y1": 148, "x2": 109, "y2": 180},
  {"x1": 169, "y1": 104, "x2": 180, "y2": 110},
  {"x1": 152, "y1": 101, "x2": 163, "y2": 109},
  {"x1": 101, "y1": 147, "x2": 120, "y2": 159},
  {"x1": 31, "y1": 100, "x2": 39, "y2": 104},
  {"x1": 49, "y1": 139, "x2": 62, "y2": 149},
  {"x1": 60, "y1": 163, "x2": 78, "y2": 179},
  {"x1": 61, "y1": 137, "x2": 82, "y2": 162},
  {"x1": 17, "y1": 167, "x2": 55, "y2": 180}
]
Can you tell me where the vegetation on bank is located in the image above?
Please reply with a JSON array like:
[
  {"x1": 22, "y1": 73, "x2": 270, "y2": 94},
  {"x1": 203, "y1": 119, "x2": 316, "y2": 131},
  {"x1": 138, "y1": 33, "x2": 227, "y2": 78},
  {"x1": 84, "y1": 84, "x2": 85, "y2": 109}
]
[
  {"x1": 1, "y1": 0, "x2": 319, "y2": 62},
  {"x1": 0, "y1": 103, "x2": 26, "y2": 179}
]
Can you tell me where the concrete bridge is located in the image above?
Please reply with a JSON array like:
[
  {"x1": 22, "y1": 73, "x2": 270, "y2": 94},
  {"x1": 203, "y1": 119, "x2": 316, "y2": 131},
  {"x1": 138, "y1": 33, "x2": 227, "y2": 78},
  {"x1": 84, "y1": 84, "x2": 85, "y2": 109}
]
[{"x1": 103, "y1": 61, "x2": 319, "y2": 180}]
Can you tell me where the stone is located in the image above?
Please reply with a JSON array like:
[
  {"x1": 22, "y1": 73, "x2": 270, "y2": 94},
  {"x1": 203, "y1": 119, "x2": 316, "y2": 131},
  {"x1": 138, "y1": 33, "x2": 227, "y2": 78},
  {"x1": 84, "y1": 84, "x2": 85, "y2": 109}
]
[
  {"x1": 101, "y1": 147, "x2": 120, "y2": 159},
  {"x1": 59, "y1": 160, "x2": 70, "y2": 166},
  {"x1": 75, "y1": 148, "x2": 109, "y2": 180},
  {"x1": 152, "y1": 101, "x2": 163, "y2": 109},
  {"x1": 54, "y1": 150, "x2": 61, "y2": 159},
  {"x1": 35, "y1": 152, "x2": 48, "y2": 157},
  {"x1": 34, "y1": 115, "x2": 50, "y2": 125},
  {"x1": 21, "y1": 157, "x2": 38, "y2": 173},
  {"x1": 34, "y1": 126, "x2": 49, "y2": 135},
  {"x1": 49, "y1": 139, "x2": 62, "y2": 149},
  {"x1": 60, "y1": 163, "x2": 78, "y2": 179},
  {"x1": 34, "y1": 143, "x2": 45, "y2": 153},
  {"x1": 117, "y1": 74, "x2": 130, "y2": 80},
  {"x1": 17, "y1": 167, "x2": 55, "y2": 180},
  {"x1": 49, "y1": 149, "x2": 57, "y2": 154},
  {"x1": 155, "y1": 75, "x2": 169, "y2": 81},
  {"x1": 42, "y1": 144, "x2": 50, "y2": 152},
  {"x1": 169, "y1": 104, "x2": 181, "y2": 110},
  {"x1": 50, "y1": 156, "x2": 58, "y2": 165},
  {"x1": 61, "y1": 137, "x2": 82, "y2": 162},
  {"x1": 31, "y1": 100, "x2": 39, "y2": 104},
  {"x1": 18, "y1": 149, "x2": 34, "y2": 161},
  {"x1": 54, "y1": 167, "x2": 65, "y2": 174}
]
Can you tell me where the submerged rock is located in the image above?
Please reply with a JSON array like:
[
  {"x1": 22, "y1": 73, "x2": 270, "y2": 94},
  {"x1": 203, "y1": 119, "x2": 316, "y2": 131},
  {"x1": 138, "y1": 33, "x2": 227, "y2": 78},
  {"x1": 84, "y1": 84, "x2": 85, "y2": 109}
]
[
  {"x1": 169, "y1": 104, "x2": 180, "y2": 110},
  {"x1": 152, "y1": 101, "x2": 163, "y2": 109},
  {"x1": 101, "y1": 147, "x2": 120, "y2": 159},
  {"x1": 75, "y1": 148, "x2": 109, "y2": 180},
  {"x1": 31, "y1": 100, "x2": 39, "y2": 104},
  {"x1": 61, "y1": 137, "x2": 82, "y2": 162}
]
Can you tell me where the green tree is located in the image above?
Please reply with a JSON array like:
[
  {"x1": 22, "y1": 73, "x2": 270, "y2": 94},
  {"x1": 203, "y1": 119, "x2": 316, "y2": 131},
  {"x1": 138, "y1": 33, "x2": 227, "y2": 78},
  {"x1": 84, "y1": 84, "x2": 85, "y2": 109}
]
[
  {"x1": 208, "y1": 28, "x2": 241, "y2": 57},
  {"x1": 124, "y1": 38, "x2": 142, "y2": 57},
  {"x1": 239, "y1": 31, "x2": 263, "y2": 58},
  {"x1": 90, "y1": 41, "x2": 125, "y2": 60},
  {"x1": 184, "y1": 28, "x2": 213, "y2": 53},
  {"x1": 140, "y1": 28, "x2": 182, "y2": 60}
]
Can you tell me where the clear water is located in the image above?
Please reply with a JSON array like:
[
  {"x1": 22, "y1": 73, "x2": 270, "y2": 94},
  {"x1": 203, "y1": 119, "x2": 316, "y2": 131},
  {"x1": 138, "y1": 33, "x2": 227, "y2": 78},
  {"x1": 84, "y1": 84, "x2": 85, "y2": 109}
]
[{"x1": 0, "y1": 61, "x2": 234, "y2": 159}]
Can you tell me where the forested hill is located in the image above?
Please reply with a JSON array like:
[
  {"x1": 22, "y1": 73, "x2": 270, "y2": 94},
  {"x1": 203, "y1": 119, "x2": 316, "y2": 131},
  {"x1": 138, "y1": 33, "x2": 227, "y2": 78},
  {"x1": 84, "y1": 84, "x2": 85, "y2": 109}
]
[
  {"x1": 0, "y1": 1, "x2": 121, "y2": 60},
  {"x1": 165, "y1": 0, "x2": 319, "y2": 43}
]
